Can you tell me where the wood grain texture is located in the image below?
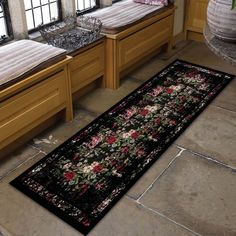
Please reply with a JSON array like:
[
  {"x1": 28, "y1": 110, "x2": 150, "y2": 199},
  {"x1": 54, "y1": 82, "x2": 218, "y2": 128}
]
[
  {"x1": 104, "y1": 6, "x2": 175, "y2": 89},
  {"x1": 185, "y1": 0, "x2": 209, "y2": 41},
  {"x1": 70, "y1": 42, "x2": 105, "y2": 93},
  {"x1": 0, "y1": 57, "x2": 73, "y2": 150}
]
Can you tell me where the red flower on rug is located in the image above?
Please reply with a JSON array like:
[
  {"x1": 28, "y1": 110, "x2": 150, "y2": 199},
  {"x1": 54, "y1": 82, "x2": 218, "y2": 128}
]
[
  {"x1": 64, "y1": 172, "x2": 75, "y2": 181},
  {"x1": 111, "y1": 160, "x2": 117, "y2": 166},
  {"x1": 131, "y1": 131, "x2": 140, "y2": 139},
  {"x1": 122, "y1": 146, "x2": 129, "y2": 153},
  {"x1": 107, "y1": 136, "x2": 116, "y2": 144},
  {"x1": 140, "y1": 109, "x2": 149, "y2": 116},
  {"x1": 117, "y1": 165, "x2": 124, "y2": 171},
  {"x1": 155, "y1": 118, "x2": 161, "y2": 125},
  {"x1": 81, "y1": 218, "x2": 90, "y2": 227},
  {"x1": 166, "y1": 88, "x2": 173, "y2": 94},
  {"x1": 93, "y1": 164, "x2": 103, "y2": 173}
]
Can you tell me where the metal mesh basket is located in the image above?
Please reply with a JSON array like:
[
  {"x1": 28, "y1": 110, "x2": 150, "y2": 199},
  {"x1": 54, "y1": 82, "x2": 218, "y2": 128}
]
[{"x1": 38, "y1": 15, "x2": 102, "y2": 52}]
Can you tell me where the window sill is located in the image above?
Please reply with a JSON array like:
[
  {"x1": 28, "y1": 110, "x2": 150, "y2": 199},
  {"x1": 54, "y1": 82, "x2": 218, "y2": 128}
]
[
  {"x1": 0, "y1": 37, "x2": 14, "y2": 47},
  {"x1": 28, "y1": 31, "x2": 43, "y2": 42}
]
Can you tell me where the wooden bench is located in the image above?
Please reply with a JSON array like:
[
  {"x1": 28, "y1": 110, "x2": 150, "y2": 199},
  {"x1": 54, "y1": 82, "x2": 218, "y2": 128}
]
[
  {"x1": 69, "y1": 38, "x2": 105, "y2": 94},
  {"x1": 88, "y1": 0, "x2": 175, "y2": 89},
  {"x1": 0, "y1": 40, "x2": 73, "y2": 151}
]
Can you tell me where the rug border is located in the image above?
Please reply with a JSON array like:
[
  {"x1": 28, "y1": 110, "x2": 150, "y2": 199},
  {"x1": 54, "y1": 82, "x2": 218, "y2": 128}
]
[{"x1": 10, "y1": 59, "x2": 235, "y2": 235}]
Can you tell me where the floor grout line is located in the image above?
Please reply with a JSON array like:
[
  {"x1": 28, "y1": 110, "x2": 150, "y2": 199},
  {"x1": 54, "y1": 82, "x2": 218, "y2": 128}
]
[
  {"x1": 28, "y1": 143, "x2": 48, "y2": 155},
  {"x1": 0, "y1": 224, "x2": 14, "y2": 236},
  {"x1": 0, "y1": 151, "x2": 45, "y2": 181},
  {"x1": 176, "y1": 145, "x2": 236, "y2": 171},
  {"x1": 136, "y1": 147, "x2": 186, "y2": 202},
  {"x1": 137, "y1": 202, "x2": 202, "y2": 236},
  {"x1": 211, "y1": 104, "x2": 236, "y2": 114}
]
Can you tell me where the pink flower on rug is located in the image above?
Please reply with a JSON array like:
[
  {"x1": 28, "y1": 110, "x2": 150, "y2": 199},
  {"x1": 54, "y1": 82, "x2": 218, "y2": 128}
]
[
  {"x1": 137, "y1": 148, "x2": 145, "y2": 156},
  {"x1": 88, "y1": 135, "x2": 102, "y2": 148},
  {"x1": 95, "y1": 183, "x2": 105, "y2": 190},
  {"x1": 64, "y1": 171, "x2": 75, "y2": 181},
  {"x1": 124, "y1": 108, "x2": 136, "y2": 119},
  {"x1": 152, "y1": 86, "x2": 163, "y2": 96},
  {"x1": 122, "y1": 132, "x2": 131, "y2": 139}
]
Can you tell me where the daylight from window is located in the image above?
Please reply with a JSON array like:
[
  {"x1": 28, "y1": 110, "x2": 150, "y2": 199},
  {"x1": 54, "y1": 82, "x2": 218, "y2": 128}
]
[
  {"x1": 75, "y1": 0, "x2": 96, "y2": 12},
  {"x1": 0, "y1": 4, "x2": 7, "y2": 36},
  {"x1": 24, "y1": 0, "x2": 59, "y2": 30}
]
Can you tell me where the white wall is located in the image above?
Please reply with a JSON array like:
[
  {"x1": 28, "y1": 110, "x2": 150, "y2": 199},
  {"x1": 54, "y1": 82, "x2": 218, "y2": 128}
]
[{"x1": 100, "y1": 0, "x2": 112, "y2": 7}]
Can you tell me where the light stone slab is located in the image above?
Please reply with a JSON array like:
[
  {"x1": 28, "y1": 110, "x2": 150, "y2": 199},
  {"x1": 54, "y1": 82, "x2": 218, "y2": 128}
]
[
  {"x1": 175, "y1": 105, "x2": 236, "y2": 168},
  {"x1": 127, "y1": 145, "x2": 181, "y2": 199},
  {"x1": 178, "y1": 42, "x2": 236, "y2": 76},
  {"x1": 77, "y1": 79, "x2": 141, "y2": 114},
  {"x1": 0, "y1": 145, "x2": 39, "y2": 179},
  {"x1": 140, "y1": 151, "x2": 236, "y2": 236}
]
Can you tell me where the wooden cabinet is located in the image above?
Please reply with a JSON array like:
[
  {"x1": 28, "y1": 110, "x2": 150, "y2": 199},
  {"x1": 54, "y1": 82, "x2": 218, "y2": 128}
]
[
  {"x1": 185, "y1": 0, "x2": 209, "y2": 41},
  {"x1": 69, "y1": 39, "x2": 105, "y2": 94},
  {"x1": 119, "y1": 15, "x2": 173, "y2": 71},
  {"x1": 105, "y1": 6, "x2": 175, "y2": 89},
  {"x1": 0, "y1": 58, "x2": 73, "y2": 150}
]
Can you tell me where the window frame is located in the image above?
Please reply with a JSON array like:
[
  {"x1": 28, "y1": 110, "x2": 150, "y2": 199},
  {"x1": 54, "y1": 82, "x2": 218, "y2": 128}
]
[
  {"x1": 25, "y1": 0, "x2": 63, "y2": 33},
  {"x1": 0, "y1": 0, "x2": 13, "y2": 44},
  {"x1": 76, "y1": 0, "x2": 100, "y2": 16}
]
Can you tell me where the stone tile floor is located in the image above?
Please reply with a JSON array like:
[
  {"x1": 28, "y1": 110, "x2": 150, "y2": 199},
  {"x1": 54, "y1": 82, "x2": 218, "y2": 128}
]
[{"x1": 0, "y1": 41, "x2": 236, "y2": 236}]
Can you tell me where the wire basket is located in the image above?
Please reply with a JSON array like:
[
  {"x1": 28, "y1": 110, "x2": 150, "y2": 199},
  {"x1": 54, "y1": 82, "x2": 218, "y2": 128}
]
[{"x1": 38, "y1": 15, "x2": 102, "y2": 52}]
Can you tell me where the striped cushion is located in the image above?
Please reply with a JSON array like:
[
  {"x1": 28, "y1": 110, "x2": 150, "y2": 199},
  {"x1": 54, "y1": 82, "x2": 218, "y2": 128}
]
[
  {"x1": 0, "y1": 40, "x2": 66, "y2": 90},
  {"x1": 87, "y1": 0, "x2": 168, "y2": 34}
]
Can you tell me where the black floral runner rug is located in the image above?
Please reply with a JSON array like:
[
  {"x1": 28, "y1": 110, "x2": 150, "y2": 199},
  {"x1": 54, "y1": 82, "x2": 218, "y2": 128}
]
[{"x1": 11, "y1": 60, "x2": 234, "y2": 235}]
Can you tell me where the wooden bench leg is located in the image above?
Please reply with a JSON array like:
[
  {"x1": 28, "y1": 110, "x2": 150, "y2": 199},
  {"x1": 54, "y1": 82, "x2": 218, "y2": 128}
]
[
  {"x1": 167, "y1": 40, "x2": 173, "y2": 52},
  {"x1": 105, "y1": 38, "x2": 120, "y2": 90},
  {"x1": 65, "y1": 65, "x2": 73, "y2": 121},
  {"x1": 162, "y1": 38, "x2": 173, "y2": 53},
  {"x1": 163, "y1": 11, "x2": 175, "y2": 53}
]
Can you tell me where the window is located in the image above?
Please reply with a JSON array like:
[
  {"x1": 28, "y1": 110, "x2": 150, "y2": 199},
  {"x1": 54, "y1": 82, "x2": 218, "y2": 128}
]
[
  {"x1": 76, "y1": 0, "x2": 99, "y2": 15},
  {"x1": 0, "y1": 0, "x2": 12, "y2": 44},
  {"x1": 24, "y1": 0, "x2": 62, "y2": 32}
]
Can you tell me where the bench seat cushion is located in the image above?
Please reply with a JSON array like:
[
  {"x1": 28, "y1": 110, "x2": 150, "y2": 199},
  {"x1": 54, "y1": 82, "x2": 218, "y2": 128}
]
[
  {"x1": 0, "y1": 40, "x2": 66, "y2": 90},
  {"x1": 87, "y1": 0, "x2": 169, "y2": 34}
]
